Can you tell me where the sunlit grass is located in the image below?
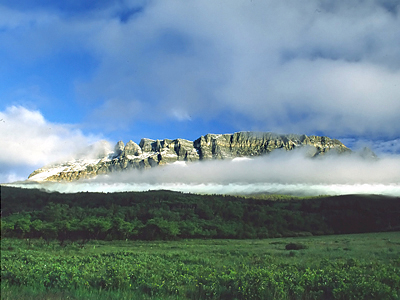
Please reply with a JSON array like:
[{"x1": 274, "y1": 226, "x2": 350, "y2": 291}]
[{"x1": 2, "y1": 232, "x2": 400, "y2": 299}]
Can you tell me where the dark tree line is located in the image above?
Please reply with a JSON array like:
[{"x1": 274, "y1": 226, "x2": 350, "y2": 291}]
[{"x1": 1, "y1": 186, "x2": 399, "y2": 242}]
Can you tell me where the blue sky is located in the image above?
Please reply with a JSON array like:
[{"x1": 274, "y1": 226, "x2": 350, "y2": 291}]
[{"x1": 1, "y1": 0, "x2": 400, "y2": 183}]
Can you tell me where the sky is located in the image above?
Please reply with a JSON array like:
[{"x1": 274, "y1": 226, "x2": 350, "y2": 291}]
[{"x1": 1, "y1": 0, "x2": 400, "y2": 185}]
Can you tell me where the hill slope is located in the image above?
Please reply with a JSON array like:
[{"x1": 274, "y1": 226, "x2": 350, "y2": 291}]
[{"x1": 2, "y1": 186, "x2": 398, "y2": 241}]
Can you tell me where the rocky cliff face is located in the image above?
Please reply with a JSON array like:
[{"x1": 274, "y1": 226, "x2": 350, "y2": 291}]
[{"x1": 28, "y1": 132, "x2": 351, "y2": 182}]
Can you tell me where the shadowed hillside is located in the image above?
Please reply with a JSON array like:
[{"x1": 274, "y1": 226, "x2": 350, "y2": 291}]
[{"x1": 1, "y1": 186, "x2": 399, "y2": 242}]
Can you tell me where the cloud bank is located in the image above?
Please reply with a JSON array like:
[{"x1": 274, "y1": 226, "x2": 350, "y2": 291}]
[
  {"x1": 82, "y1": 0, "x2": 400, "y2": 137},
  {"x1": 1, "y1": 0, "x2": 400, "y2": 138},
  {"x1": 0, "y1": 106, "x2": 109, "y2": 183}
]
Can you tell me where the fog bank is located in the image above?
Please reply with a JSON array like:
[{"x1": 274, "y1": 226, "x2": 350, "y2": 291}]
[{"x1": 9, "y1": 150, "x2": 400, "y2": 196}]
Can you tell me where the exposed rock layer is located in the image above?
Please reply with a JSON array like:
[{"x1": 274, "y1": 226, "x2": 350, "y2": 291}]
[{"x1": 28, "y1": 132, "x2": 351, "y2": 181}]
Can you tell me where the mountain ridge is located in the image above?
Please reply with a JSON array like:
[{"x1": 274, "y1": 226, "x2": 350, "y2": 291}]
[{"x1": 28, "y1": 131, "x2": 351, "y2": 182}]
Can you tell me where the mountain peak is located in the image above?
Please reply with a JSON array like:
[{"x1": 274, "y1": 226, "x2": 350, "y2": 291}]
[{"x1": 28, "y1": 131, "x2": 351, "y2": 182}]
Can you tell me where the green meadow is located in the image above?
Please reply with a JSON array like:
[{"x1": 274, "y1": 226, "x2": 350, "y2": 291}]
[
  {"x1": 1, "y1": 186, "x2": 400, "y2": 299},
  {"x1": 2, "y1": 232, "x2": 400, "y2": 299}
]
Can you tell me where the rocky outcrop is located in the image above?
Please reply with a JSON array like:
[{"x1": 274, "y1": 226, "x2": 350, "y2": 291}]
[
  {"x1": 123, "y1": 140, "x2": 142, "y2": 157},
  {"x1": 113, "y1": 141, "x2": 125, "y2": 157},
  {"x1": 193, "y1": 132, "x2": 349, "y2": 159},
  {"x1": 28, "y1": 131, "x2": 352, "y2": 181}
]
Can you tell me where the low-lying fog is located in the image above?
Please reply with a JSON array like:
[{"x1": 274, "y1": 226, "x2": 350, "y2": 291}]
[{"x1": 10, "y1": 149, "x2": 400, "y2": 196}]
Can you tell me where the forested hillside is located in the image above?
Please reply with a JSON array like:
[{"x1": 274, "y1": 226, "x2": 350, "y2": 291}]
[{"x1": 1, "y1": 186, "x2": 399, "y2": 242}]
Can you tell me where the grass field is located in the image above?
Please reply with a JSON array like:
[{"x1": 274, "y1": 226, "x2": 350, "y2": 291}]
[{"x1": 2, "y1": 231, "x2": 400, "y2": 299}]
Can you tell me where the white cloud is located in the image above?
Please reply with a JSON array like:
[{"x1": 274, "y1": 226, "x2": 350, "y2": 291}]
[
  {"x1": 1, "y1": 0, "x2": 400, "y2": 137},
  {"x1": 0, "y1": 106, "x2": 109, "y2": 183},
  {"x1": 72, "y1": 0, "x2": 400, "y2": 137}
]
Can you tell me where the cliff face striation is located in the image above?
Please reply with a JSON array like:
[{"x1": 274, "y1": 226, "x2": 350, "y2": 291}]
[{"x1": 28, "y1": 132, "x2": 351, "y2": 182}]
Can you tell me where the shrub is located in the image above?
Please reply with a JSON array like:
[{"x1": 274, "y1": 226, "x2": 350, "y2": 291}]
[{"x1": 285, "y1": 243, "x2": 307, "y2": 250}]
